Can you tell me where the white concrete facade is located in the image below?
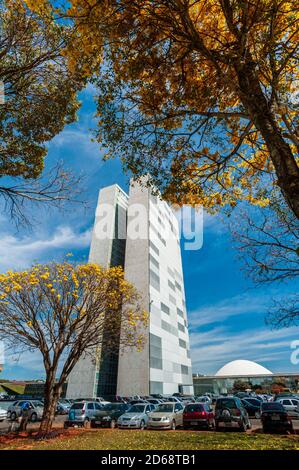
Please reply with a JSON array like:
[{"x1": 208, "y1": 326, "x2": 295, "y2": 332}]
[
  {"x1": 67, "y1": 180, "x2": 193, "y2": 399},
  {"x1": 117, "y1": 180, "x2": 193, "y2": 396},
  {"x1": 66, "y1": 185, "x2": 128, "y2": 399}
]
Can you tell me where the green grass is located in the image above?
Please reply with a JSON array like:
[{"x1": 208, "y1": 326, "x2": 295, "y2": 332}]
[{"x1": 2, "y1": 429, "x2": 299, "y2": 450}]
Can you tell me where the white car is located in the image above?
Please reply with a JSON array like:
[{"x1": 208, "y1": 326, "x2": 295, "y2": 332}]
[
  {"x1": 0, "y1": 407, "x2": 8, "y2": 422},
  {"x1": 277, "y1": 398, "x2": 299, "y2": 418},
  {"x1": 118, "y1": 403, "x2": 156, "y2": 429},
  {"x1": 95, "y1": 397, "x2": 111, "y2": 405}
]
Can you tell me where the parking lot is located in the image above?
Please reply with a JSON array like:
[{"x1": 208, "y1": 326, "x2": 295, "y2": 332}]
[{"x1": 1, "y1": 415, "x2": 299, "y2": 435}]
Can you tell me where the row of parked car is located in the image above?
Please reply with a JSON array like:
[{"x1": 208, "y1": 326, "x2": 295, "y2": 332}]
[{"x1": 63, "y1": 395, "x2": 297, "y2": 434}]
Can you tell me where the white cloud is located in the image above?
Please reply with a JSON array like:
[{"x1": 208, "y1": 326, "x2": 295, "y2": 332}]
[
  {"x1": 190, "y1": 324, "x2": 299, "y2": 374},
  {"x1": 0, "y1": 226, "x2": 91, "y2": 271},
  {"x1": 188, "y1": 292, "x2": 268, "y2": 327}
]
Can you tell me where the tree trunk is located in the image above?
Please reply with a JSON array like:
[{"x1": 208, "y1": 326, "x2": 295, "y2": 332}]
[
  {"x1": 38, "y1": 378, "x2": 61, "y2": 437},
  {"x1": 235, "y1": 61, "x2": 299, "y2": 219}
]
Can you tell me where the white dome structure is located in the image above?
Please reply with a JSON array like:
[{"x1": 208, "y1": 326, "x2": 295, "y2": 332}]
[{"x1": 215, "y1": 360, "x2": 272, "y2": 377}]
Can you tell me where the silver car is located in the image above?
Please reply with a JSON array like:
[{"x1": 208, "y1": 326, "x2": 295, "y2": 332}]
[
  {"x1": 57, "y1": 399, "x2": 72, "y2": 415},
  {"x1": 65, "y1": 400, "x2": 103, "y2": 428},
  {"x1": 148, "y1": 402, "x2": 185, "y2": 430},
  {"x1": 118, "y1": 403, "x2": 156, "y2": 429},
  {"x1": 0, "y1": 407, "x2": 7, "y2": 422},
  {"x1": 278, "y1": 398, "x2": 299, "y2": 418},
  {"x1": 8, "y1": 400, "x2": 44, "y2": 422}
]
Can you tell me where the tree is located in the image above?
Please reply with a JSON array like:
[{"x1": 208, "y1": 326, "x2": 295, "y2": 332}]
[
  {"x1": 267, "y1": 294, "x2": 299, "y2": 328},
  {"x1": 233, "y1": 379, "x2": 250, "y2": 392},
  {"x1": 0, "y1": 1, "x2": 86, "y2": 224},
  {"x1": 231, "y1": 192, "x2": 298, "y2": 327},
  {"x1": 0, "y1": 262, "x2": 148, "y2": 436},
  {"x1": 231, "y1": 194, "x2": 299, "y2": 284},
  {"x1": 48, "y1": 0, "x2": 299, "y2": 218}
]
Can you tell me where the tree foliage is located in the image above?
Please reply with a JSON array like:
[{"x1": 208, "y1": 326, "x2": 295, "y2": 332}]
[
  {"x1": 0, "y1": 1, "x2": 86, "y2": 223},
  {"x1": 46, "y1": 0, "x2": 299, "y2": 218},
  {"x1": 0, "y1": 261, "x2": 148, "y2": 435}
]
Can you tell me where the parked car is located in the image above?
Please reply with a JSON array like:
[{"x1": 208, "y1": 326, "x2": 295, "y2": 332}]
[
  {"x1": 8, "y1": 400, "x2": 44, "y2": 422},
  {"x1": 215, "y1": 397, "x2": 251, "y2": 431},
  {"x1": 196, "y1": 396, "x2": 212, "y2": 404},
  {"x1": 129, "y1": 399, "x2": 149, "y2": 405},
  {"x1": 241, "y1": 398, "x2": 262, "y2": 418},
  {"x1": 181, "y1": 396, "x2": 195, "y2": 404},
  {"x1": 147, "y1": 399, "x2": 162, "y2": 405},
  {"x1": 65, "y1": 401, "x2": 103, "y2": 428},
  {"x1": 260, "y1": 402, "x2": 293, "y2": 433},
  {"x1": 0, "y1": 407, "x2": 7, "y2": 422},
  {"x1": 74, "y1": 397, "x2": 110, "y2": 404},
  {"x1": 277, "y1": 398, "x2": 299, "y2": 418},
  {"x1": 234, "y1": 392, "x2": 251, "y2": 399},
  {"x1": 147, "y1": 402, "x2": 184, "y2": 430},
  {"x1": 56, "y1": 399, "x2": 72, "y2": 415},
  {"x1": 183, "y1": 403, "x2": 215, "y2": 429},
  {"x1": 164, "y1": 396, "x2": 183, "y2": 403},
  {"x1": 117, "y1": 403, "x2": 156, "y2": 429},
  {"x1": 102, "y1": 396, "x2": 128, "y2": 403},
  {"x1": 90, "y1": 403, "x2": 131, "y2": 428}
]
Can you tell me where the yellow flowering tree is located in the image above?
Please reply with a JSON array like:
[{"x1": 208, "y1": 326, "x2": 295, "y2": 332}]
[
  {"x1": 33, "y1": 0, "x2": 299, "y2": 218},
  {"x1": 0, "y1": 262, "x2": 147, "y2": 436}
]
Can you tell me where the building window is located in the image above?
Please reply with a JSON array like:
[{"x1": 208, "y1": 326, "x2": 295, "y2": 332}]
[
  {"x1": 150, "y1": 381, "x2": 163, "y2": 394},
  {"x1": 162, "y1": 320, "x2": 178, "y2": 337},
  {"x1": 150, "y1": 357, "x2": 163, "y2": 369},
  {"x1": 181, "y1": 365, "x2": 189, "y2": 375},
  {"x1": 150, "y1": 333, "x2": 162, "y2": 348},
  {"x1": 177, "y1": 307, "x2": 184, "y2": 318},
  {"x1": 150, "y1": 334, "x2": 162, "y2": 370},
  {"x1": 172, "y1": 363, "x2": 181, "y2": 373},
  {"x1": 178, "y1": 322, "x2": 185, "y2": 333},
  {"x1": 149, "y1": 254, "x2": 159, "y2": 270},
  {"x1": 150, "y1": 269, "x2": 160, "y2": 291},
  {"x1": 179, "y1": 338, "x2": 187, "y2": 349},
  {"x1": 169, "y1": 294, "x2": 176, "y2": 305},
  {"x1": 161, "y1": 302, "x2": 170, "y2": 315},
  {"x1": 149, "y1": 240, "x2": 159, "y2": 256},
  {"x1": 175, "y1": 281, "x2": 182, "y2": 291},
  {"x1": 168, "y1": 280, "x2": 176, "y2": 291},
  {"x1": 167, "y1": 267, "x2": 175, "y2": 278}
]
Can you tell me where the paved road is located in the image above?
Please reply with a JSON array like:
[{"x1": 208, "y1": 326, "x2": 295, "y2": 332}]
[{"x1": 1, "y1": 416, "x2": 299, "y2": 435}]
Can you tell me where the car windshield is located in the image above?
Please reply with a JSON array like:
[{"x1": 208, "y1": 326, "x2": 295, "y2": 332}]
[
  {"x1": 246, "y1": 399, "x2": 260, "y2": 405},
  {"x1": 128, "y1": 405, "x2": 146, "y2": 413},
  {"x1": 262, "y1": 403, "x2": 284, "y2": 411},
  {"x1": 102, "y1": 403, "x2": 123, "y2": 411},
  {"x1": 216, "y1": 399, "x2": 237, "y2": 409},
  {"x1": 71, "y1": 403, "x2": 84, "y2": 410},
  {"x1": 59, "y1": 399, "x2": 69, "y2": 404},
  {"x1": 185, "y1": 404, "x2": 204, "y2": 412},
  {"x1": 154, "y1": 404, "x2": 174, "y2": 413},
  {"x1": 31, "y1": 401, "x2": 43, "y2": 407}
]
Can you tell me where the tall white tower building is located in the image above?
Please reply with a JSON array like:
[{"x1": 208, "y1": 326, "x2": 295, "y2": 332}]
[{"x1": 67, "y1": 179, "x2": 193, "y2": 398}]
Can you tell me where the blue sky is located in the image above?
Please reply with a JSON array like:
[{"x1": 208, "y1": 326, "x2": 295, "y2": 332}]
[{"x1": 1, "y1": 85, "x2": 298, "y2": 380}]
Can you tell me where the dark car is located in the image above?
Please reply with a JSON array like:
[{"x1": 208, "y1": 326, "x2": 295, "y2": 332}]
[
  {"x1": 241, "y1": 398, "x2": 262, "y2": 418},
  {"x1": 234, "y1": 392, "x2": 251, "y2": 399},
  {"x1": 90, "y1": 403, "x2": 131, "y2": 428},
  {"x1": 129, "y1": 399, "x2": 148, "y2": 405},
  {"x1": 215, "y1": 397, "x2": 251, "y2": 431},
  {"x1": 183, "y1": 403, "x2": 215, "y2": 429},
  {"x1": 261, "y1": 402, "x2": 293, "y2": 434}
]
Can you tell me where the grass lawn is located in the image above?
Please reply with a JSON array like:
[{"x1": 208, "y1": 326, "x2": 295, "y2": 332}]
[{"x1": 1, "y1": 429, "x2": 299, "y2": 450}]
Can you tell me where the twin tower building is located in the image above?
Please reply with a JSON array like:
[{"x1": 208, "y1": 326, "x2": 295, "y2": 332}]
[{"x1": 67, "y1": 179, "x2": 193, "y2": 398}]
